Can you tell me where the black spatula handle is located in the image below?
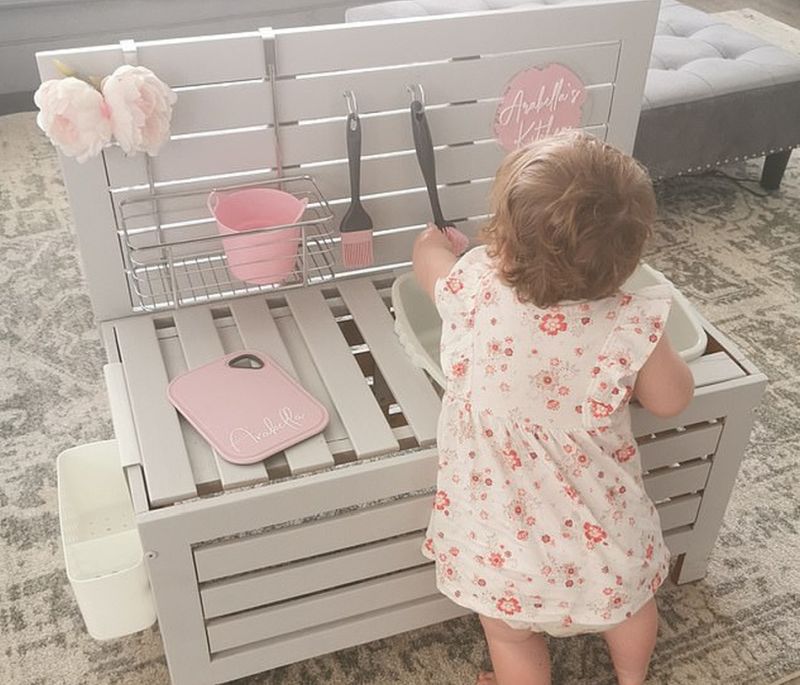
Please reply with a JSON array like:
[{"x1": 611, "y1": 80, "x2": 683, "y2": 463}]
[
  {"x1": 346, "y1": 112, "x2": 362, "y2": 204},
  {"x1": 410, "y1": 99, "x2": 446, "y2": 230}
]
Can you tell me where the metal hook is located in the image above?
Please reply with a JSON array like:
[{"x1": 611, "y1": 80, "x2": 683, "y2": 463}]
[
  {"x1": 343, "y1": 90, "x2": 358, "y2": 116},
  {"x1": 406, "y1": 83, "x2": 425, "y2": 106}
]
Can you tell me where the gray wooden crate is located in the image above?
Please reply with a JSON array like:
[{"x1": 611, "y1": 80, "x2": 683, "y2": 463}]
[{"x1": 102, "y1": 278, "x2": 765, "y2": 684}]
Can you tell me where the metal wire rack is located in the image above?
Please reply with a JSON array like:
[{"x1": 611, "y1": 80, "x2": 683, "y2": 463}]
[{"x1": 115, "y1": 175, "x2": 336, "y2": 311}]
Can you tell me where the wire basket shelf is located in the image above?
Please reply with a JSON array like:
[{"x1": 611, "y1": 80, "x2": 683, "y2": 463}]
[{"x1": 115, "y1": 175, "x2": 336, "y2": 311}]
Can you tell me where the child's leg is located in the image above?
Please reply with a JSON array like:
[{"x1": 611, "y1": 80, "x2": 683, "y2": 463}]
[
  {"x1": 478, "y1": 614, "x2": 551, "y2": 685},
  {"x1": 602, "y1": 598, "x2": 659, "y2": 685}
]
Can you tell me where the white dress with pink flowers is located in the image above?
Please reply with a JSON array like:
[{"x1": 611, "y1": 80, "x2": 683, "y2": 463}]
[{"x1": 420, "y1": 246, "x2": 673, "y2": 637}]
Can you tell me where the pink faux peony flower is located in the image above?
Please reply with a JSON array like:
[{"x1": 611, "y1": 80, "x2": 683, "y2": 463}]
[
  {"x1": 34, "y1": 77, "x2": 112, "y2": 162},
  {"x1": 102, "y1": 65, "x2": 177, "y2": 156}
]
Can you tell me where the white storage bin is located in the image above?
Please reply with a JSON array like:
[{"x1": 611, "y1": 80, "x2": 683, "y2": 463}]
[
  {"x1": 57, "y1": 440, "x2": 156, "y2": 640},
  {"x1": 392, "y1": 262, "x2": 707, "y2": 389}
]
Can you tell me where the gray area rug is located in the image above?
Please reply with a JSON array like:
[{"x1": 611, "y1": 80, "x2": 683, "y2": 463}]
[{"x1": 2, "y1": 21, "x2": 800, "y2": 685}]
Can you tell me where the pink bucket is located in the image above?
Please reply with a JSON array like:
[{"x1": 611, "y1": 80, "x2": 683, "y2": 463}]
[{"x1": 208, "y1": 188, "x2": 308, "y2": 285}]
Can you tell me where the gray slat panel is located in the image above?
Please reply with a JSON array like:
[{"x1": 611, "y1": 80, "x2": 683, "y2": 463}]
[
  {"x1": 194, "y1": 494, "x2": 432, "y2": 582},
  {"x1": 230, "y1": 297, "x2": 335, "y2": 474},
  {"x1": 338, "y1": 280, "x2": 441, "y2": 446},
  {"x1": 208, "y1": 594, "x2": 468, "y2": 680},
  {"x1": 286, "y1": 287, "x2": 399, "y2": 459},
  {"x1": 663, "y1": 526, "x2": 692, "y2": 556},
  {"x1": 644, "y1": 460, "x2": 712, "y2": 502},
  {"x1": 631, "y1": 377, "x2": 739, "y2": 437},
  {"x1": 689, "y1": 351, "x2": 746, "y2": 388},
  {"x1": 656, "y1": 494, "x2": 702, "y2": 531},
  {"x1": 206, "y1": 565, "x2": 436, "y2": 653},
  {"x1": 174, "y1": 307, "x2": 268, "y2": 489},
  {"x1": 639, "y1": 422, "x2": 722, "y2": 472},
  {"x1": 114, "y1": 316, "x2": 197, "y2": 506},
  {"x1": 201, "y1": 533, "x2": 427, "y2": 619}
]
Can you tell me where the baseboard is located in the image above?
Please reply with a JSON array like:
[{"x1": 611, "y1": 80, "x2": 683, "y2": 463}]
[{"x1": 0, "y1": 91, "x2": 35, "y2": 115}]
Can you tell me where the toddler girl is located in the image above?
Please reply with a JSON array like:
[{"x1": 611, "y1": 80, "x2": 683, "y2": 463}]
[{"x1": 412, "y1": 130, "x2": 694, "y2": 685}]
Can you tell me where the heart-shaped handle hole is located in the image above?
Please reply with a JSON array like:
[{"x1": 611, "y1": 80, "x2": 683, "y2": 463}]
[{"x1": 228, "y1": 353, "x2": 264, "y2": 370}]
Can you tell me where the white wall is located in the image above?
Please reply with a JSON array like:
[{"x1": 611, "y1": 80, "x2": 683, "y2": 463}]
[{"x1": 0, "y1": 0, "x2": 352, "y2": 112}]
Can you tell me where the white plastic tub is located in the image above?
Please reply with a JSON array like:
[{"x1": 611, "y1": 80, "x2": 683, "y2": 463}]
[
  {"x1": 57, "y1": 440, "x2": 157, "y2": 640},
  {"x1": 392, "y1": 262, "x2": 707, "y2": 389}
]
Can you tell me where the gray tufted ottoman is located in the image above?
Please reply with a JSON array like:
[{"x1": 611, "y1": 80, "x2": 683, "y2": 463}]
[{"x1": 346, "y1": 0, "x2": 800, "y2": 189}]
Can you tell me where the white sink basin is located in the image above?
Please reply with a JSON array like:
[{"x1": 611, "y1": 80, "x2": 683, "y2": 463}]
[{"x1": 391, "y1": 262, "x2": 706, "y2": 389}]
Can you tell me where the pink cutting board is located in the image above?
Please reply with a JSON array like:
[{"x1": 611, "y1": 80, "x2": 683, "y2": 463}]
[{"x1": 167, "y1": 351, "x2": 329, "y2": 465}]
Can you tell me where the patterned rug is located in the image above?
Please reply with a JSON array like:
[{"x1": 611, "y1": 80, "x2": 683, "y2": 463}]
[{"x1": 2, "y1": 16, "x2": 800, "y2": 685}]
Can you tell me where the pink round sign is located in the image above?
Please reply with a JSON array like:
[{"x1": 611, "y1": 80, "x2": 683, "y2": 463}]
[{"x1": 494, "y1": 63, "x2": 587, "y2": 151}]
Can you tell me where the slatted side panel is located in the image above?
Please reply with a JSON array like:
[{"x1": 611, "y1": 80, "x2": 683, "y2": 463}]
[
  {"x1": 195, "y1": 470, "x2": 703, "y2": 657},
  {"x1": 201, "y1": 532, "x2": 428, "y2": 619},
  {"x1": 194, "y1": 493, "x2": 432, "y2": 582},
  {"x1": 643, "y1": 460, "x2": 711, "y2": 502},
  {"x1": 206, "y1": 565, "x2": 437, "y2": 654},
  {"x1": 638, "y1": 422, "x2": 722, "y2": 471},
  {"x1": 208, "y1": 595, "x2": 468, "y2": 681}
]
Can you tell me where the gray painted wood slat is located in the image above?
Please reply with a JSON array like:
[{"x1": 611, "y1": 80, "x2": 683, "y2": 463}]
[
  {"x1": 229, "y1": 297, "x2": 335, "y2": 474},
  {"x1": 631, "y1": 374, "x2": 743, "y2": 437},
  {"x1": 656, "y1": 494, "x2": 702, "y2": 531},
  {"x1": 274, "y1": 316, "x2": 348, "y2": 444},
  {"x1": 275, "y1": 3, "x2": 629, "y2": 76},
  {"x1": 338, "y1": 280, "x2": 440, "y2": 446},
  {"x1": 135, "y1": 447, "x2": 439, "y2": 542},
  {"x1": 639, "y1": 422, "x2": 722, "y2": 472},
  {"x1": 208, "y1": 594, "x2": 468, "y2": 680},
  {"x1": 103, "y1": 363, "x2": 143, "y2": 469},
  {"x1": 137, "y1": 520, "x2": 212, "y2": 684},
  {"x1": 206, "y1": 565, "x2": 436, "y2": 653},
  {"x1": 286, "y1": 288, "x2": 399, "y2": 459},
  {"x1": 689, "y1": 351, "x2": 746, "y2": 387},
  {"x1": 663, "y1": 526, "x2": 692, "y2": 556},
  {"x1": 159, "y1": 334, "x2": 221, "y2": 488},
  {"x1": 194, "y1": 493, "x2": 432, "y2": 582},
  {"x1": 124, "y1": 465, "x2": 150, "y2": 515},
  {"x1": 643, "y1": 460, "x2": 711, "y2": 502},
  {"x1": 173, "y1": 307, "x2": 268, "y2": 489},
  {"x1": 200, "y1": 533, "x2": 427, "y2": 619},
  {"x1": 114, "y1": 316, "x2": 196, "y2": 506}
]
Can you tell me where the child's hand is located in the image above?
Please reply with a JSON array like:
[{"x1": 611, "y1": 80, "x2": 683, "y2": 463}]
[
  {"x1": 415, "y1": 224, "x2": 471, "y2": 255},
  {"x1": 416, "y1": 224, "x2": 455, "y2": 252}
]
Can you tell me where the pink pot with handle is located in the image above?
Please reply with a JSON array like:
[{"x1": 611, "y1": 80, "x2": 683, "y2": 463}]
[{"x1": 208, "y1": 187, "x2": 308, "y2": 285}]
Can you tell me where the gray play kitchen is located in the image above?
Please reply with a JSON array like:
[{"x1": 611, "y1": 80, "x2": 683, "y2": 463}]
[{"x1": 45, "y1": 1, "x2": 765, "y2": 683}]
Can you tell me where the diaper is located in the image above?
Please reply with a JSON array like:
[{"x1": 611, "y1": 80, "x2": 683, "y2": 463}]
[{"x1": 501, "y1": 617, "x2": 614, "y2": 638}]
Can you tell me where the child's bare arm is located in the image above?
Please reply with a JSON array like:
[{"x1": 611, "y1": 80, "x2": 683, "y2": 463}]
[
  {"x1": 413, "y1": 224, "x2": 458, "y2": 300},
  {"x1": 633, "y1": 336, "x2": 694, "y2": 417}
]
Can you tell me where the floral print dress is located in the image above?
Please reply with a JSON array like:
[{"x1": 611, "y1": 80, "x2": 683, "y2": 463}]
[{"x1": 420, "y1": 246, "x2": 674, "y2": 636}]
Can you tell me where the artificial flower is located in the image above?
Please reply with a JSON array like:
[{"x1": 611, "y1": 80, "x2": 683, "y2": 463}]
[
  {"x1": 34, "y1": 77, "x2": 112, "y2": 163},
  {"x1": 102, "y1": 65, "x2": 177, "y2": 156}
]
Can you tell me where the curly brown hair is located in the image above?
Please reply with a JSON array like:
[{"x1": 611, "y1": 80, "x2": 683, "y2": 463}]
[{"x1": 481, "y1": 130, "x2": 655, "y2": 308}]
